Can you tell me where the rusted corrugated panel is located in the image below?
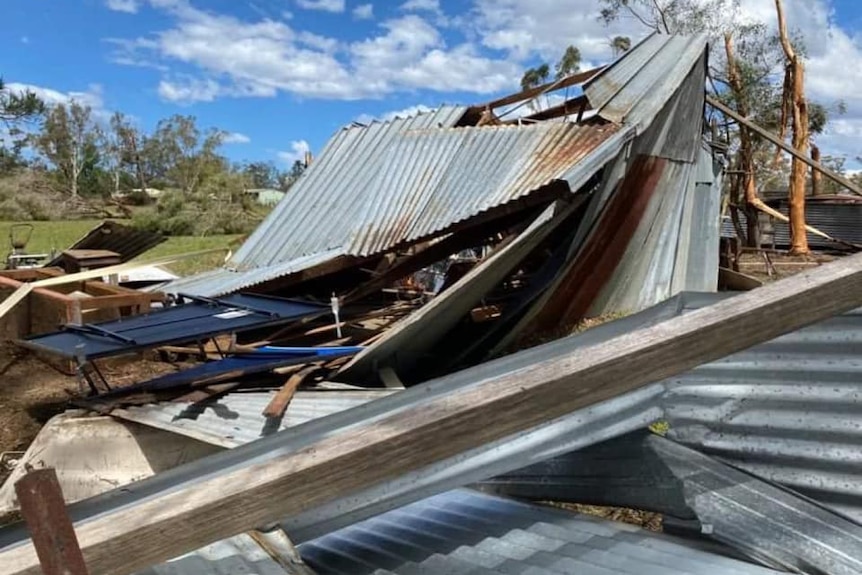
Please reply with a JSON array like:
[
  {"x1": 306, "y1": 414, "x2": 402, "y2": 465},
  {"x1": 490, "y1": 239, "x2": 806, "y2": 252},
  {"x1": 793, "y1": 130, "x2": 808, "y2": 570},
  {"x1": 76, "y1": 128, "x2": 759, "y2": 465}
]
[
  {"x1": 45, "y1": 221, "x2": 165, "y2": 267},
  {"x1": 230, "y1": 107, "x2": 469, "y2": 271},
  {"x1": 347, "y1": 122, "x2": 620, "y2": 257},
  {"x1": 585, "y1": 33, "x2": 708, "y2": 129},
  {"x1": 162, "y1": 113, "x2": 620, "y2": 296}
]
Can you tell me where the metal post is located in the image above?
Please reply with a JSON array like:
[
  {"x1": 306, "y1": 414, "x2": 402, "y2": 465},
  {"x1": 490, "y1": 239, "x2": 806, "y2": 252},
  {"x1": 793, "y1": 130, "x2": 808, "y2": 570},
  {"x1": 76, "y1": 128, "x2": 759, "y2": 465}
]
[{"x1": 14, "y1": 467, "x2": 90, "y2": 575}]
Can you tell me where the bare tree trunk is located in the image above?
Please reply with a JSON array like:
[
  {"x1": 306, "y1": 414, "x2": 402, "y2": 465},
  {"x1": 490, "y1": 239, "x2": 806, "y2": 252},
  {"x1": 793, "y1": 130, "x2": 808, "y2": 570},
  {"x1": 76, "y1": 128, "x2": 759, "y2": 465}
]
[
  {"x1": 776, "y1": 0, "x2": 810, "y2": 255},
  {"x1": 724, "y1": 32, "x2": 760, "y2": 247},
  {"x1": 70, "y1": 149, "x2": 79, "y2": 198},
  {"x1": 811, "y1": 144, "x2": 822, "y2": 196}
]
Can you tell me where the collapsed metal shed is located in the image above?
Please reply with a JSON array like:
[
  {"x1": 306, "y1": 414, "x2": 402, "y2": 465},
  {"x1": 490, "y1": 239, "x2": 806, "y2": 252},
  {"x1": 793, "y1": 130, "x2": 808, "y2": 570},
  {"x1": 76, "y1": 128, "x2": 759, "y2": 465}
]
[{"x1": 160, "y1": 33, "x2": 717, "y2": 306}]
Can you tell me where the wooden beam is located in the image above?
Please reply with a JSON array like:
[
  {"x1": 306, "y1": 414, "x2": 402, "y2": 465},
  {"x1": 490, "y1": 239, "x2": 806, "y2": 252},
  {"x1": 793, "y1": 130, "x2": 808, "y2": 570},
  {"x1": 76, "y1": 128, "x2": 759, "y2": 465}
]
[
  {"x1": 505, "y1": 95, "x2": 591, "y2": 124},
  {"x1": 478, "y1": 66, "x2": 604, "y2": 111},
  {"x1": 14, "y1": 468, "x2": 89, "y2": 575},
  {"x1": 262, "y1": 364, "x2": 321, "y2": 418},
  {"x1": 706, "y1": 95, "x2": 862, "y2": 197},
  {"x1": 3, "y1": 253, "x2": 862, "y2": 575}
]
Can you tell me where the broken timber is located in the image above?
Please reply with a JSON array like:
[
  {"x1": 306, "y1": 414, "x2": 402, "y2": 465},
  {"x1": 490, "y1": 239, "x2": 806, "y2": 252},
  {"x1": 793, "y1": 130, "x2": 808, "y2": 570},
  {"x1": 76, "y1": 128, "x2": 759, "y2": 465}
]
[
  {"x1": 3, "y1": 253, "x2": 862, "y2": 575},
  {"x1": 707, "y1": 95, "x2": 862, "y2": 197}
]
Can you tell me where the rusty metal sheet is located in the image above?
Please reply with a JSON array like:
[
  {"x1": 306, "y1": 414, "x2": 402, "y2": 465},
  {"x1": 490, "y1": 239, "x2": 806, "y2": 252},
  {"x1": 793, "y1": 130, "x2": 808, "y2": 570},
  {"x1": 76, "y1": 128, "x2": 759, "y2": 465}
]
[{"x1": 45, "y1": 220, "x2": 165, "y2": 268}]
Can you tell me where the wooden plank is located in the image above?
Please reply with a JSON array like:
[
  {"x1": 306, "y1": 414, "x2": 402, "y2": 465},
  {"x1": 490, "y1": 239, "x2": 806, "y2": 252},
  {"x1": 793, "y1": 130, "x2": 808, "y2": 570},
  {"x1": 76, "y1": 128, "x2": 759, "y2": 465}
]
[
  {"x1": 707, "y1": 95, "x2": 862, "y2": 197},
  {"x1": 3, "y1": 253, "x2": 862, "y2": 575},
  {"x1": 14, "y1": 468, "x2": 89, "y2": 575},
  {"x1": 262, "y1": 365, "x2": 321, "y2": 418}
]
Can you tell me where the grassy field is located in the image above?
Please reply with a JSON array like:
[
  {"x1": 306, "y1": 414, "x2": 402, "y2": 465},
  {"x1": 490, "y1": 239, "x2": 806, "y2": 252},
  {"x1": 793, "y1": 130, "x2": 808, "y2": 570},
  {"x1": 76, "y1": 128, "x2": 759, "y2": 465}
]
[{"x1": 0, "y1": 220, "x2": 242, "y2": 277}]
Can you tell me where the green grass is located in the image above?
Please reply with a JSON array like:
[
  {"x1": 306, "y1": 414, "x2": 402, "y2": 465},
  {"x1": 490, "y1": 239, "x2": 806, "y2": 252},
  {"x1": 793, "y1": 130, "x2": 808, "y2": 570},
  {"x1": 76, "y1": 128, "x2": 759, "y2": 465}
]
[
  {"x1": 140, "y1": 234, "x2": 243, "y2": 276},
  {"x1": 0, "y1": 220, "x2": 104, "y2": 258},
  {"x1": 0, "y1": 220, "x2": 242, "y2": 277}
]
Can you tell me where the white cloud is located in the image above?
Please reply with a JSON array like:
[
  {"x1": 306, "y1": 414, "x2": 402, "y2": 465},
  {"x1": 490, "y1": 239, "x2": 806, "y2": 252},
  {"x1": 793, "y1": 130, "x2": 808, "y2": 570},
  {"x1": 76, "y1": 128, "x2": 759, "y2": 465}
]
[
  {"x1": 355, "y1": 104, "x2": 435, "y2": 124},
  {"x1": 8, "y1": 82, "x2": 105, "y2": 113},
  {"x1": 102, "y1": 0, "x2": 862, "y2": 170},
  {"x1": 353, "y1": 3, "x2": 374, "y2": 19},
  {"x1": 223, "y1": 132, "x2": 251, "y2": 144},
  {"x1": 278, "y1": 140, "x2": 310, "y2": 165},
  {"x1": 401, "y1": 0, "x2": 439, "y2": 11},
  {"x1": 295, "y1": 0, "x2": 345, "y2": 13},
  {"x1": 112, "y1": 5, "x2": 516, "y2": 100},
  {"x1": 157, "y1": 77, "x2": 221, "y2": 103},
  {"x1": 105, "y1": 0, "x2": 140, "y2": 13}
]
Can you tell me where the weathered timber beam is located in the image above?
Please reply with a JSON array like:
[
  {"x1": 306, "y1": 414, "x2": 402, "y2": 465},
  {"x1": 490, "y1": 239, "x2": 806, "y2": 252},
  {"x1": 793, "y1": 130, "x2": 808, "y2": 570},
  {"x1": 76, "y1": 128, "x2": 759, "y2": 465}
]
[
  {"x1": 505, "y1": 95, "x2": 591, "y2": 124},
  {"x1": 3, "y1": 253, "x2": 862, "y2": 575},
  {"x1": 466, "y1": 66, "x2": 604, "y2": 116},
  {"x1": 707, "y1": 95, "x2": 862, "y2": 197}
]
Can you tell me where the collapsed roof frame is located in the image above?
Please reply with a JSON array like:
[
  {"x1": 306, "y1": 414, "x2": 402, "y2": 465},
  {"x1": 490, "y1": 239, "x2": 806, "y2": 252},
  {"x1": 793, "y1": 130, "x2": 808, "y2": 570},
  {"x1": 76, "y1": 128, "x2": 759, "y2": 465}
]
[{"x1": 2, "y1": 251, "x2": 861, "y2": 574}]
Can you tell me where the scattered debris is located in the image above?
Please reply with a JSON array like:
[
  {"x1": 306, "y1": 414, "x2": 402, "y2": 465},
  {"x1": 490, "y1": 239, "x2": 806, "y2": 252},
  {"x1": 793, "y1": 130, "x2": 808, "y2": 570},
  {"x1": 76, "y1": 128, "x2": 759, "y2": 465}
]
[{"x1": 0, "y1": 32, "x2": 861, "y2": 575}]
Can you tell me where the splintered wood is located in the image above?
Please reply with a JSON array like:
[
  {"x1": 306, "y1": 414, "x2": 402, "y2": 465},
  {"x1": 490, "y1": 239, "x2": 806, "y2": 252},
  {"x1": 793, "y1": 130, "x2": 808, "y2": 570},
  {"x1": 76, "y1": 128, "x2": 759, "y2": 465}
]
[{"x1": 3, "y1": 253, "x2": 862, "y2": 575}]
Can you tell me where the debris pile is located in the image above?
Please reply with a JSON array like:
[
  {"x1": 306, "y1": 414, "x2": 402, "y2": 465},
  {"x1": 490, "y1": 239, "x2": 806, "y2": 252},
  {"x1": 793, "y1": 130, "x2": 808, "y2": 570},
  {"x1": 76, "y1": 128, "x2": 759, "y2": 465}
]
[{"x1": 1, "y1": 32, "x2": 862, "y2": 575}]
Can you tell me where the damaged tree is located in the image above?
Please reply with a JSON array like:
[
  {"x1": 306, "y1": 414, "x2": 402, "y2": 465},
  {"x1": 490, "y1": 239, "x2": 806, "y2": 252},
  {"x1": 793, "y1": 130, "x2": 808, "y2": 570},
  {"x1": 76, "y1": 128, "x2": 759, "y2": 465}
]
[
  {"x1": 774, "y1": 0, "x2": 810, "y2": 255},
  {"x1": 723, "y1": 31, "x2": 762, "y2": 246}
]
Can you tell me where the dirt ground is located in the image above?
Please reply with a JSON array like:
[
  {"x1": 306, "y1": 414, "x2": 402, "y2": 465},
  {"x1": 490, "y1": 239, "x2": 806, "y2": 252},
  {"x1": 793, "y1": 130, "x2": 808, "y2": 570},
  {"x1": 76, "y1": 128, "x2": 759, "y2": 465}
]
[
  {"x1": 736, "y1": 251, "x2": 837, "y2": 283},
  {"x1": 0, "y1": 347, "x2": 176, "y2": 484}
]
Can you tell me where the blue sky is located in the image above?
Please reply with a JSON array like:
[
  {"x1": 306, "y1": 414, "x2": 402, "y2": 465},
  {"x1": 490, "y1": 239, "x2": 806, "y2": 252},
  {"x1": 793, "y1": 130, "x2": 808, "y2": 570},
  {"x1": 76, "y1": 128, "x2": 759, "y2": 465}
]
[{"x1": 3, "y1": 0, "x2": 862, "y2": 168}]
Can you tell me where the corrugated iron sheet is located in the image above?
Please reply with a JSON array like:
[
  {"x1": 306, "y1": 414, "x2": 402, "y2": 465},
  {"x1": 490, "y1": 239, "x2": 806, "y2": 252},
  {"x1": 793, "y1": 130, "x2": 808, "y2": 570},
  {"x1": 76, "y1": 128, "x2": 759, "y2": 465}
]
[
  {"x1": 585, "y1": 33, "x2": 709, "y2": 130},
  {"x1": 590, "y1": 147, "x2": 720, "y2": 315},
  {"x1": 663, "y1": 305, "x2": 862, "y2": 522},
  {"x1": 346, "y1": 122, "x2": 621, "y2": 257},
  {"x1": 298, "y1": 488, "x2": 783, "y2": 575},
  {"x1": 112, "y1": 389, "x2": 400, "y2": 448},
  {"x1": 45, "y1": 220, "x2": 166, "y2": 267},
  {"x1": 476, "y1": 432, "x2": 862, "y2": 574},
  {"x1": 161, "y1": 34, "x2": 711, "y2": 298},
  {"x1": 770, "y1": 200, "x2": 862, "y2": 248},
  {"x1": 163, "y1": 119, "x2": 620, "y2": 296}
]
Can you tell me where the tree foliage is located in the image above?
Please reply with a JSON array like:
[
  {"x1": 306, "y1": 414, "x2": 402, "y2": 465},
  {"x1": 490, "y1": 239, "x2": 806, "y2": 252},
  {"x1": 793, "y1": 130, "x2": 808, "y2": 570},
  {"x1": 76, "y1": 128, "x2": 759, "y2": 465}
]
[
  {"x1": 32, "y1": 101, "x2": 99, "y2": 197},
  {"x1": 0, "y1": 78, "x2": 44, "y2": 125},
  {"x1": 555, "y1": 45, "x2": 582, "y2": 79},
  {"x1": 610, "y1": 36, "x2": 632, "y2": 56}
]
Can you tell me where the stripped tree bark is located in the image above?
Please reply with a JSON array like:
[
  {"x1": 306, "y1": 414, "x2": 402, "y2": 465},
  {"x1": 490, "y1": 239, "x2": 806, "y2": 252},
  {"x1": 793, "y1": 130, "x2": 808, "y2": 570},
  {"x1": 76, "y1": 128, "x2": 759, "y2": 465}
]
[
  {"x1": 775, "y1": 0, "x2": 810, "y2": 254},
  {"x1": 724, "y1": 32, "x2": 761, "y2": 247}
]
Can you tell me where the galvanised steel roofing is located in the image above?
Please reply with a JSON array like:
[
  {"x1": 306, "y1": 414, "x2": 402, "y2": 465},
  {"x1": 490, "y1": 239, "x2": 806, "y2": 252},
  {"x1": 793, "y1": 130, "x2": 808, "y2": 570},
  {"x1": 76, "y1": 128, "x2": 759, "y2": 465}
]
[
  {"x1": 163, "y1": 119, "x2": 622, "y2": 296},
  {"x1": 585, "y1": 32, "x2": 709, "y2": 130},
  {"x1": 298, "y1": 488, "x2": 783, "y2": 575},
  {"x1": 92, "y1": 293, "x2": 862, "y2": 543},
  {"x1": 161, "y1": 33, "x2": 710, "y2": 298}
]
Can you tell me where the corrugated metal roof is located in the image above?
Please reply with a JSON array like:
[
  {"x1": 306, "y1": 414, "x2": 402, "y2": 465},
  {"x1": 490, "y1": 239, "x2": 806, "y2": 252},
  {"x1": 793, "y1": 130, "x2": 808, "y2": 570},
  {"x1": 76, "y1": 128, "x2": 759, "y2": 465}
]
[
  {"x1": 590, "y1": 147, "x2": 720, "y2": 315},
  {"x1": 136, "y1": 531, "x2": 313, "y2": 575},
  {"x1": 161, "y1": 34, "x2": 710, "y2": 298},
  {"x1": 663, "y1": 304, "x2": 862, "y2": 523},
  {"x1": 45, "y1": 220, "x2": 166, "y2": 267},
  {"x1": 346, "y1": 122, "x2": 620, "y2": 257},
  {"x1": 163, "y1": 119, "x2": 620, "y2": 296},
  {"x1": 112, "y1": 389, "x2": 400, "y2": 448},
  {"x1": 298, "y1": 489, "x2": 783, "y2": 575},
  {"x1": 585, "y1": 33, "x2": 709, "y2": 130},
  {"x1": 477, "y1": 431, "x2": 862, "y2": 574}
]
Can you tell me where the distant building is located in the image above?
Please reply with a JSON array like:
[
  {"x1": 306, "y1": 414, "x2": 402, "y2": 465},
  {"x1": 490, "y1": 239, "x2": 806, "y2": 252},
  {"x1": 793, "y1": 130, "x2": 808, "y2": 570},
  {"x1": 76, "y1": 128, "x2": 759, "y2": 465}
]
[{"x1": 244, "y1": 188, "x2": 285, "y2": 206}]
